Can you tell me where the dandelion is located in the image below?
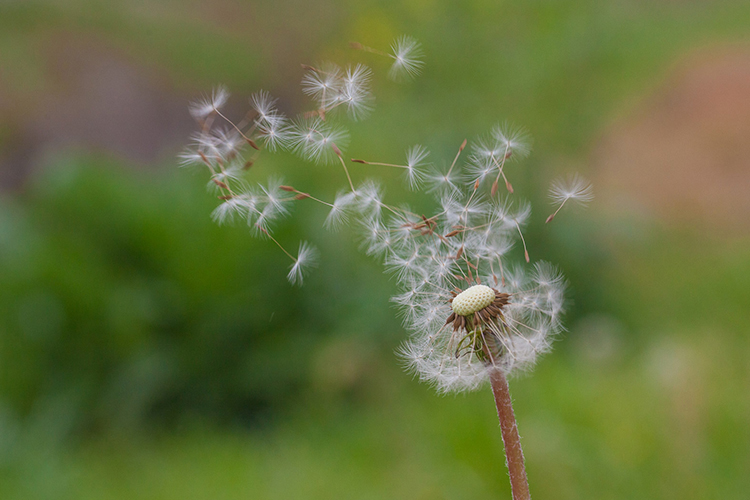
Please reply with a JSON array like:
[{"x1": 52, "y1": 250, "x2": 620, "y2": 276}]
[
  {"x1": 386, "y1": 197, "x2": 562, "y2": 500},
  {"x1": 179, "y1": 35, "x2": 593, "y2": 500},
  {"x1": 545, "y1": 173, "x2": 594, "y2": 223}
]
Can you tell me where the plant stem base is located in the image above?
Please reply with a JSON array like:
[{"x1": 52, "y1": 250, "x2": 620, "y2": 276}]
[{"x1": 489, "y1": 368, "x2": 531, "y2": 500}]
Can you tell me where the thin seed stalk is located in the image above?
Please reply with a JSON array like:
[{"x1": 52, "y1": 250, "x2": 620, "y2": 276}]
[{"x1": 489, "y1": 367, "x2": 531, "y2": 500}]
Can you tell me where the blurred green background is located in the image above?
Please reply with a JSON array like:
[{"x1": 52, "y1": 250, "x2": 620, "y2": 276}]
[{"x1": 1, "y1": 1, "x2": 750, "y2": 499}]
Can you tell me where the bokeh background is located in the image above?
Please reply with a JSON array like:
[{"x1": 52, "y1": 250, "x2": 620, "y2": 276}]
[{"x1": 1, "y1": 1, "x2": 750, "y2": 499}]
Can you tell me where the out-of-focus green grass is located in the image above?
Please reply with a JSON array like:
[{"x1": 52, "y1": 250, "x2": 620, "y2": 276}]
[
  {"x1": 2, "y1": 304, "x2": 748, "y2": 500},
  {"x1": 1, "y1": 0, "x2": 750, "y2": 499}
]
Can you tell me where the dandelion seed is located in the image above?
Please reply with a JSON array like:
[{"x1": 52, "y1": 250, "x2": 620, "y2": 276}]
[
  {"x1": 250, "y1": 206, "x2": 274, "y2": 236},
  {"x1": 325, "y1": 190, "x2": 357, "y2": 230},
  {"x1": 208, "y1": 162, "x2": 245, "y2": 190},
  {"x1": 426, "y1": 166, "x2": 461, "y2": 193},
  {"x1": 189, "y1": 86, "x2": 230, "y2": 120},
  {"x1": 260, "y1": 178, "x2": 292, "y2": 218},
  {"x1": 288, "y1": 116, "x2": 350, "y2": 165},
  {"x1": 351, "y1": 145, "x2": 429, "y2": 190},
  {"x1": 250, "y1": 90, "x2": 279, "y2": 122},
  {"x1": 185, "y1": 131, "x2": 224, "y2": 166},
  {"x1": 360, "y1": 218, "x2": 391, "y2": 256},
  {"x1": 353, "y1": 180, "x2": 385, "y2": 221},
  {"x1": 466, "y1": 154, "x2": 495, "y2": 185},
  {"x1": 341, "y1": 64, "x2": 374, "y2": 120},
  {"x1": 287, "y1": 241, "x2": 318, "y2": 285},
  {"x1": 388, "y1": 36, "x2": 425, "y2": 82},
  {"x1": 545, "y1": 173, "x2": 593, "y2": 223},
  {"x1": 492, "y1": 123, "x2": 532, "y2": 161},
  {"x1": 213, "y1": 129, "x2": 245, "y2": 159},
  {"x1": 256, "y1": 113, "x2": 290, "y2": 152},
  {"x1": 404, "y1": 145, "x2": 429, "y2": 189},
  {"x1": 425, "y1": 139, "x2": 466, "y2": 193},
  {"x1": 211, "y1": 195, "x2": 256, "y2": 225},
  {"x1": 301, "y1": 62, "x2": 344, "y2": 110},
  {"x1": 177, "y1": 149, "x2": 205, "y2": 168}
]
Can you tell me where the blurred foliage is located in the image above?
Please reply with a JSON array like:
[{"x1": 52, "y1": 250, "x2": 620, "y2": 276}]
[
  {"x1": 1, "y1": 0, "x2": 750, "y2": 498},
  {"x1": 0, "y1": 155, "x2": 403, "y2": 433}
]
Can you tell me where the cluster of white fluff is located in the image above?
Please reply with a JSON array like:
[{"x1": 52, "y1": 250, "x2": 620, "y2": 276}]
[
  {"x1": 348, "y1": 161, "x2": 567, "y2": 390},
  {"x1": 180, "y1": 36, "x2": 433, "y2": 286},
  {"x1": 302, "y1": 63, "x2": 374, "y2": 121},
  {"x1": 180, "y1": 36, "x2": 589, "y2": 391}
]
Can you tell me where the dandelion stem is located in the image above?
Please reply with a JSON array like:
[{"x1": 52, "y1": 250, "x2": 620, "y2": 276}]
[
  {"x1": 488, "y1": 367, "x2": 531, "y2": 500},
  {"x1": 214, "y1": 109, "x2": 259, "y2": 149},
  {"x1": 355, "y1": 161, "x2": 408, "y2": 169},
  {"x1": 261, "y1": 229, "x2": 296, "y2": 262},
  {"x1": 296, "y1": 191, "x2": 334, "y2": 208},
  {"x1": 446, "y1": 139, "x2": 468, "y2": 178},
  {"x1": 545, "y1": 197, "x2": 568, "y2": 223},
  {"x1": 490, "y1": 145, "x2": 512, "y2": 195},
  {"x1": 336, "y1": 153, "x2": 356, "y2": 191},
  {"x1": 320, "y1": 86, "x2": 328, "y2": 120},
  {"x1": 515, "y1": 221, "x2": 530, "y2": 263}
]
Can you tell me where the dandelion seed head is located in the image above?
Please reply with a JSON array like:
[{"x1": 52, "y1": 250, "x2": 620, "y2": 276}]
[{"x1": 451, "y1": 285, "x2": 495, "y2": 316}]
